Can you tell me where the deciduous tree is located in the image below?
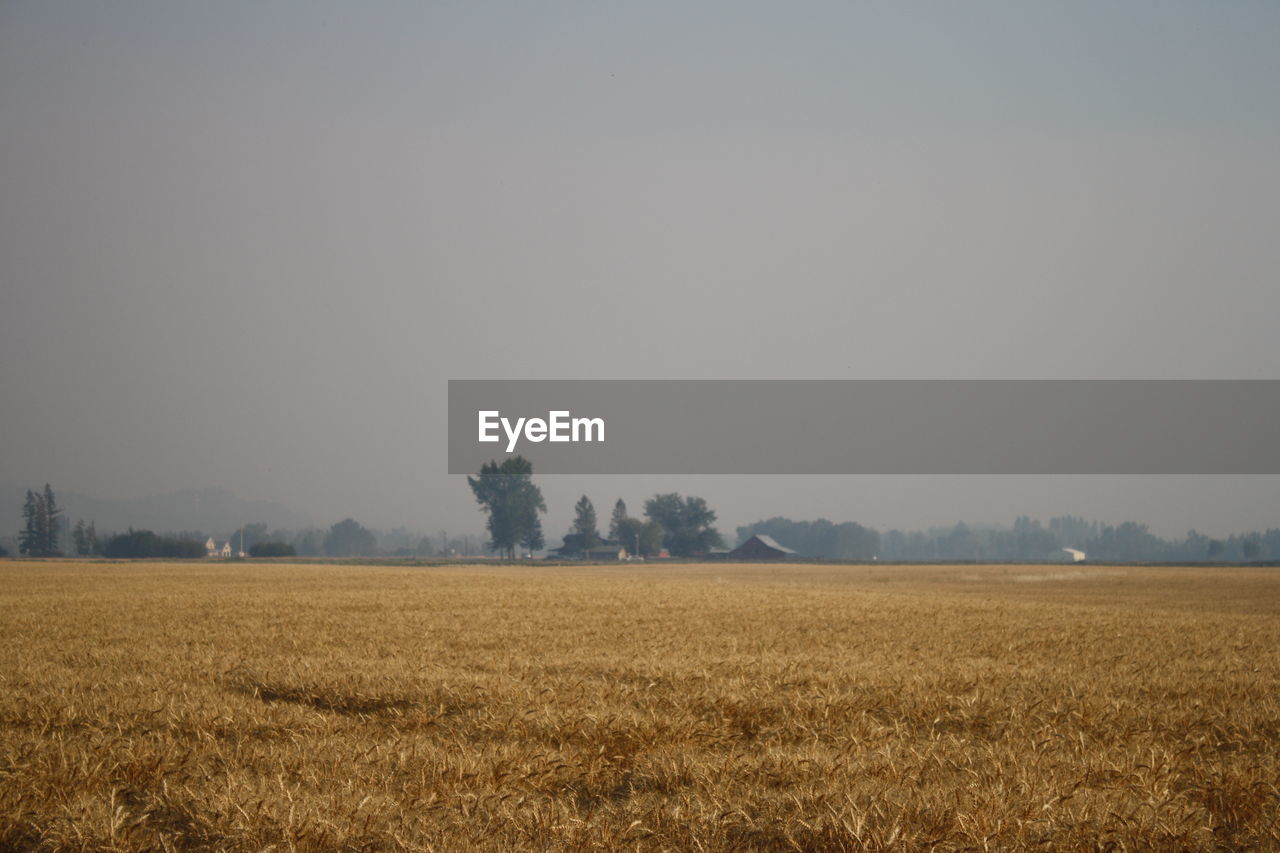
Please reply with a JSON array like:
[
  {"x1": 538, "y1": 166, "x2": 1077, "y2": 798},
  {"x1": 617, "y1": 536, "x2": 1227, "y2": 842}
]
[
  {"x1": 467, "y1": 456, "x2": 546, "y2": 559},
  {"x1": 323, "y1": 518, "x2": 376, "y2": 557},
  {"x1": 519, "y1": 514, "x2": 545, "y2": 556},
  {"x1": 643, "y1": 493, "x2": 722, "y2": 556}
]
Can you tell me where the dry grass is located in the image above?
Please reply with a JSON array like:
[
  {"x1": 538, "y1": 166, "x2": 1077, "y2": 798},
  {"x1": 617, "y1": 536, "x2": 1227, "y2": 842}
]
[{"x1": 1, "y1": 559, "x2": 1278, "y2": 851}]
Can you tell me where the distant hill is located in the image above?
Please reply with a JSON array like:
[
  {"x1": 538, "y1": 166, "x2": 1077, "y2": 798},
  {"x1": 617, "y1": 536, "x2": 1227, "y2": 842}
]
[{"x1": 0, "y1": 485, "x2": 309, "y2": 539}]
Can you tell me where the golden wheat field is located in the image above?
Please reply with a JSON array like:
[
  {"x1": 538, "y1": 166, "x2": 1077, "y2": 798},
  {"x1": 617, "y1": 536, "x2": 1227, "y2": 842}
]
[{"x1": 1, "y1": 560, "x2": 1277, "y2": 852}]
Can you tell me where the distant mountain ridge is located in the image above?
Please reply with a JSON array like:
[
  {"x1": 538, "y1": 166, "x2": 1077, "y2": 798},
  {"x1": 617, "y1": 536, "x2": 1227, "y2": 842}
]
[{"x1": 0, "y1": 485, "x2": 309, "y2": 539}]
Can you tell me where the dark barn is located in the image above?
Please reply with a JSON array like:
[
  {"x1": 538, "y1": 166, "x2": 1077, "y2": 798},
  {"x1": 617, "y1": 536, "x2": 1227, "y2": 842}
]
[{"x1": 727, "y1": 534, "x2": 797, "y2": 560}]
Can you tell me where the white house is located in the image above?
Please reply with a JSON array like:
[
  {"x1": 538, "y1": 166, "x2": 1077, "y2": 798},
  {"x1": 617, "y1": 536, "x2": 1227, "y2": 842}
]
[
  {"x1": 1062, "y1": 548, "x2": 1087, "y2": 563},
  {"x1": 205, "y1": 537, "x2": 218, "y2": 557},
  {"x1": 220, "y1": 542, "x2": 232, "y2": 558}
]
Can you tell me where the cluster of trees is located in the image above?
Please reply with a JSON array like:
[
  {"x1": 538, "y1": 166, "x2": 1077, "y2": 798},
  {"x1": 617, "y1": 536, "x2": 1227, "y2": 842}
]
[
  {"x1": 551, "y1": 492, "x2": 721, "y2": 558},
  {"x1": 19, "y1": 484, "x2": 63, "y2": 557},
  {"x1": 642, "y1": 494, "x2": 722, "y2": 556},
  {"x1": 88, "y1": 520, "x2": 403, "y2": 560},
  {"x1": 463, "y1": 457, "x2": 725, "y2": 560},
  {"x1": 608, "y1": 499, "x2": 665, "y2": 557},
  {"x1": 71, "y1": 520, "x2": 99, "y2": 556},
  {"x1": 557, "y1": 495, "x2": 604, "y2": 555},
  {"x1": 878, "y1": 517, "x2": 1063, "y2": 561},
  {"x1": 199, "y1": 520, "x2": 440, "y2": 559},
  {"x1": 555, "y1": 497, "x2": 664, "y2": 557},
  {"x1": 228, "y1": 523, "x2": 487, "y2": 558},
  {"x1": 209, "y1": 519, "x2": 384, "y2": 558},
  {"x1": 17, "y1": 485, "x2": 108, "y2": 558}
]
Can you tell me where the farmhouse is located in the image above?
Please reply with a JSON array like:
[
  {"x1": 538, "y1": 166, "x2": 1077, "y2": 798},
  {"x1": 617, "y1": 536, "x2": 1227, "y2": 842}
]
[
  {"x1": 728, "y1": 534, "x2": 797, "y2": 560},
  {"x1": 205, "y1": 537, "x2": 218, "y2": 557}
]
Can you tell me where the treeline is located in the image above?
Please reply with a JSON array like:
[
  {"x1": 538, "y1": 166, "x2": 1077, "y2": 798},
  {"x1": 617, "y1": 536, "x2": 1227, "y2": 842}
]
[
  {"x1": 277, "y1": 522, "x2": 486, "y2": 558},
  {"x1": 6, "y1": 485, "x2": 486, "y2": 559},
  {"x1": 738, "y1": 515, "x2": 1280, "y2": 562},
  {"x1": 15, "y1": 479, "x2": 1275, "y2": 565},
  {"x1": 882, "y1": 517, "x2": 1280, "y2": 562},
  {"x1": 83, "y1": 521, "x2": 488, "y2": 559},
  {"x1": 98, "y1": 531, "x2": 295, "y2": 559},
  {"x1": 102, "y1": 529, "x2": 208, "y2": 559}
]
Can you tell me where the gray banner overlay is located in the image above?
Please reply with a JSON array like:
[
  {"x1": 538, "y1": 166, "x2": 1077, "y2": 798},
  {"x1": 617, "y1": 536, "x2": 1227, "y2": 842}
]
[{"x1": 448, "y1": 380, "x2": 1280, "y2": 474}]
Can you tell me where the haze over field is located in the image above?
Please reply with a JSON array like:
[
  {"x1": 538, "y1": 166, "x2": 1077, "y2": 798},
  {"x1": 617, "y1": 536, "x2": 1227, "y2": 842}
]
[{"x1": 3, "y1": 3, "x2": 1280, "y2": 538}]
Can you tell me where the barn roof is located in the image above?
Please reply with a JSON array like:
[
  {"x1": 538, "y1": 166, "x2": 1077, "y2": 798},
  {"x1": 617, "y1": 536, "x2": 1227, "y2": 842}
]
[{"x1": 748, "y1": 534, "x2": 796, "y2": 554}]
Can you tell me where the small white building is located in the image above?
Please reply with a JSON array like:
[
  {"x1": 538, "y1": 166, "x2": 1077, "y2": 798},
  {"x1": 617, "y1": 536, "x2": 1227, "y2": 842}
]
[
  {"x1": 205, "y1": 537, "x2": 218, "y2": 557},
  {"x1": 220, "y1": 542, "x2": 232, "y2": 558},
  {"x1": 1062, "y1": 548, "x2": 1087, "y2": 563}
]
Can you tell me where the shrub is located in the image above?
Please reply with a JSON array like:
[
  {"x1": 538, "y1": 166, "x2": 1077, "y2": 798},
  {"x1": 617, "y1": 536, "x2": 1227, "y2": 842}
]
[
  {"x1": 159, "y1": 537, "x2": 207, "y2": 559},
  {"x1": 103, "y1": 530, "x2": 205, "y2": 559},
  {"x1": 249, "y1": 542, "x2": 296, "y2": 558}
]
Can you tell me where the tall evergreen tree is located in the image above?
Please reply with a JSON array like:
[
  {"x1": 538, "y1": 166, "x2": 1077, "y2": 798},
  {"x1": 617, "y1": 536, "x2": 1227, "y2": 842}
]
[
  {"x1": 609, "y1": 498, "x2": 628, "y2": 541},
  {"x1": 572, "y1": 496, "x2": 601, "y2": 550},
  {"x1": 73, "y1": 520, "x2": 88, "y2": 556},
  {"x1": 41, "y1": 484, "x2": 62, "y2": 556},
  {"x1": 19, "y1": 489, "x2": 40, "y2": 556}
]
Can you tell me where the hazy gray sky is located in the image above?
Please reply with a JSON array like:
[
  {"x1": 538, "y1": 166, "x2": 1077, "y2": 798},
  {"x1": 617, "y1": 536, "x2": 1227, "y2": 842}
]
[{"x1": 3, "y1": 2, "x2": 1279, "y2": 539}]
